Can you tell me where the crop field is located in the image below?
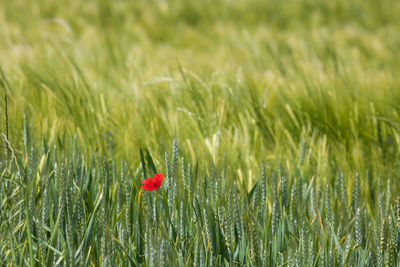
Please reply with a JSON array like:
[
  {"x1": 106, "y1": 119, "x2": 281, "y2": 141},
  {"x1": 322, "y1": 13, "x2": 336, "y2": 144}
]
[{"x1": 0, "y1": 0, "x2": 400, "y2": 266}]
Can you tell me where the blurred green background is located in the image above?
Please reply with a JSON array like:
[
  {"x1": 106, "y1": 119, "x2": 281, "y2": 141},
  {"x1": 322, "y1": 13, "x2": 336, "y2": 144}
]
[{"x1": 1, "y1": 0, "x2": 400, "y2": 189}]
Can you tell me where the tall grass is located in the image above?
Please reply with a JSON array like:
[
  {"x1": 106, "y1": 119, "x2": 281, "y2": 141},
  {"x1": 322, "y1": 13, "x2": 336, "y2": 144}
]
[
  {"x1": 0, "y1": 136, "x2": 399, "y2": 266},
  {"x1": 1, "y1": 0, "x2": 400, "y2": 175},
  {"x1": 0, "y1": 0, "x2": 400, "y2": 265}
]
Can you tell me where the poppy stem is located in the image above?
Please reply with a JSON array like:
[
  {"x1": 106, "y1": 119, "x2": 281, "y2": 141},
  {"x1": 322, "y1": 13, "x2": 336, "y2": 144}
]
[{"x1": 138, "y1": 188, "x2": 142, "y2": 206}]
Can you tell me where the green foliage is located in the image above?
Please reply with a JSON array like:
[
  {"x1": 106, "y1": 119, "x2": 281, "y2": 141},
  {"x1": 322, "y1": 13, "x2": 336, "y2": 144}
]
[
  {"x1": 1, "y1": 0, "x2": 400, "y2": 183},
  {"x1": 0, "y1": 138, "x2": 399, "y2": 266},
  {"x1": 1, "y1": 0, "x2": 400, "y2": 265}
]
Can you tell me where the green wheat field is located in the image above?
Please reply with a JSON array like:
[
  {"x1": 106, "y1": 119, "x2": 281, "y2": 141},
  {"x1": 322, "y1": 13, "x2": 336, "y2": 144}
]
[{"x1": 1, "y1": 0, "x2": 400, "y2": 266}]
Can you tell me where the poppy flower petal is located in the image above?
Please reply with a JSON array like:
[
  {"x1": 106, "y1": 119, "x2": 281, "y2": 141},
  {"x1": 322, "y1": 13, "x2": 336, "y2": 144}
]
[
  {"x1": 153, "y1": 173, "x2": 163, "y2": 184},
  {"x1": 140, "y1": 173, "x2": 164, "y2": 191},
  {"x1": 141, "y1": 179, "x2": 157, "y2": 190}
]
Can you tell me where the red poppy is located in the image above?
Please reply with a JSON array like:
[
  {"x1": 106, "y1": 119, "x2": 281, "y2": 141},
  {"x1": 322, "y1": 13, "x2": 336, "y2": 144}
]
[{"x1": 140, "y1": 173, "x2": 164, "y2": 191}]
